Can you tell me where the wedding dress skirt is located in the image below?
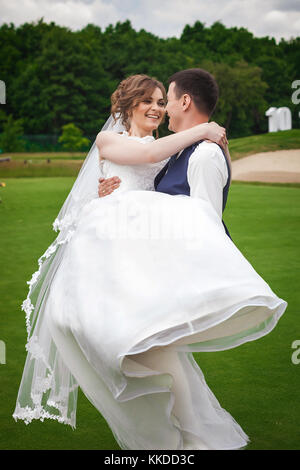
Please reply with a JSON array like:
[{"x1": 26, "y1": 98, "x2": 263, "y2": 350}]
[
  {"x1": 14, "y1": 134, "x2": 287, "y2": 450},
  {"x1": 43, "y1": 187, "x2": 286, "y2": 450}
]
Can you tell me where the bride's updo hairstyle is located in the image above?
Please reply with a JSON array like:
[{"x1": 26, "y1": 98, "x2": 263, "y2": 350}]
[{"x1": 111, "y1": 74, "x2": 167, "y2": 132}]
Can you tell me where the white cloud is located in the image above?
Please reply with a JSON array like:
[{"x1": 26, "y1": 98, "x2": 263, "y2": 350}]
[
  {"x1": 0, "y1": 0, "x2": 119, "y2": 30},
  {"x1": 0, "y1": 0, "x2": 299, "y2": 41}
]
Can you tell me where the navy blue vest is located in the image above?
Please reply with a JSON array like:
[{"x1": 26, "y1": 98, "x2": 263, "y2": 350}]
[{"x1": 154, "y1": 141, "x2": 232, "y2": 239}]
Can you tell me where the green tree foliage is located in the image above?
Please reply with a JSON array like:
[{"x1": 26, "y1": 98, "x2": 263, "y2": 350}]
[
  {"x1": 200, "y1": 60, "x2": 268, "y2": 136},
  {"x1": 0, "y1": 18, "x2": 299, "y2": 142},
  {"x1": 0, "y1": 114, "x2": 25, "y2": 152},
  {"x1": 58, "y1": 123, "x2": 90, "y2": 151},
  {"x1": 9, "y1": 23, "x2": 111, "y2": 135}
]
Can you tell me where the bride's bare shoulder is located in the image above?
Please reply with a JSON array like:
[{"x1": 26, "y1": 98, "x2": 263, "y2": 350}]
[{"x1": 96, "y1": 130, "x2": 123, "y2": 147}]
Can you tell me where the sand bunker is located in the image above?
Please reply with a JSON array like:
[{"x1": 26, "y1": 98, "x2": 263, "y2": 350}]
[{"x1": 231, "y1": 149, "x2": 300, "y2": 183}]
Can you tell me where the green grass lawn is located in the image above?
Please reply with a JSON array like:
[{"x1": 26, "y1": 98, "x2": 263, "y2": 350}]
[
  {"x1": 0, "y1": 159, "x2": 83, "y2": 178},
  {"x1": 229, "y1": 129, "x2": 300, "y2": 160},
  {"x1": 0, "y1": 177, "x2": 299, "y2": 449}
]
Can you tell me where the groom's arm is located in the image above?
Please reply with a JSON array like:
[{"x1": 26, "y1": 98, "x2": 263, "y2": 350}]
[
  {"x1": 98, "y1": 176, "x2": 121, "y2": 197},
  {"x1": 187, "y1": 142, "x2": 228, "y2": 219}
]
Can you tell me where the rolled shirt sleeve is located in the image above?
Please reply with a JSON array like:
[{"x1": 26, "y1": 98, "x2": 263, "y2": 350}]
[{"x1": 187, "y1": 142, "x2": 228, "y2": 219}]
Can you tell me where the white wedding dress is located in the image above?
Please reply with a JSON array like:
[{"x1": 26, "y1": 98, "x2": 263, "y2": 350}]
[{"x1": 14, "y1": 132, "x2": 287, "y2": 450}]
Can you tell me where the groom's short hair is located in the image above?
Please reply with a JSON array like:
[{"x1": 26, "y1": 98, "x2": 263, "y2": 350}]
[{"x1": 168, "y1": 68, "x2": 219, "y2": 117}]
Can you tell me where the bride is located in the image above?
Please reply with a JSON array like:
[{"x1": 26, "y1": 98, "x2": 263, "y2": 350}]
[{"x1": 13, "y1": 74, "x2": 287, "y2": 450}]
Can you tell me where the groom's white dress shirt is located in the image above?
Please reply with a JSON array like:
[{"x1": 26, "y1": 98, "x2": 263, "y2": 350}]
[{"x1": 180, "y1": 142, "x2": 229, "y2": 219}]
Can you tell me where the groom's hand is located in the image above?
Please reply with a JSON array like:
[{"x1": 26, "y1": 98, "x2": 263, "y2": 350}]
[{"x1": 98, "y1": 176, "x2": 121, "y2": 197}]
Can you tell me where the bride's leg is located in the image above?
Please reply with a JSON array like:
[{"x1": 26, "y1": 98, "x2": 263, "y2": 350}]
[
  {"x1": 130, "y1": 347, "x2": 191, "y2": 421},
  {"x1": 129, "y1": 346, "x2": 209, "y2": 449}
]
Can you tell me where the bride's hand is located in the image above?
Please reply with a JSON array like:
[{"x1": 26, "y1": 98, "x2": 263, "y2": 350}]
[{"x1": 204, "y1": 122, "x2": 228, "y2": 149}]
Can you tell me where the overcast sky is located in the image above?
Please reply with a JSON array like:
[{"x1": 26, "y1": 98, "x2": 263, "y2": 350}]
[{"x1": 0, "y1": 0, "x2": 299, "y2": 42}]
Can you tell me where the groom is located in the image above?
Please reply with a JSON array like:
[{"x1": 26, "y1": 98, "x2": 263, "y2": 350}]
[{"x1": 98, "y1": 68, "x2": 232, "y2": 238}]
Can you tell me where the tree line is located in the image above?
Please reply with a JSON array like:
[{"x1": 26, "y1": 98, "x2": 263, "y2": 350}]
[{"x1": 0, "y1": 18, "x2": 299, "y2": 148}]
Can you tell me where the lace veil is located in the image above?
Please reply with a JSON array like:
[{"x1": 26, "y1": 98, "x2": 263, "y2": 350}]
[{"x1": 13, "y1": 115, "x2": 126, "y2": 428}]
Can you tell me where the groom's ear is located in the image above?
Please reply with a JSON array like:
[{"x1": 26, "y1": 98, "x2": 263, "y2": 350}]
[{"x1": 182, "y1": 93, "x2": 192, "y2": 111}]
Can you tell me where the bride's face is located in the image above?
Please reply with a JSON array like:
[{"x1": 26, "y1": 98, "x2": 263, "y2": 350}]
[{"x1": 130, "y1": 87, "x2": 166, "y2": 133}]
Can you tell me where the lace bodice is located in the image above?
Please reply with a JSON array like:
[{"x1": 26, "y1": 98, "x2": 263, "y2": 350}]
[{"x1": 99, "y1": 132, "x2": 170, "y2": 192}]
